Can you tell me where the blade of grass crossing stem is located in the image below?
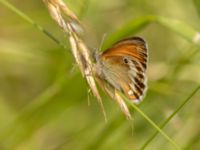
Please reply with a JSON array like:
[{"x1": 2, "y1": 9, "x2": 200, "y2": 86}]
[
  {"x1": 123, "y1": 96, "x2": 181, "y2": 150},
  {"x1": 0, "y1": 0, "x2": 66, "y2": 49},
  {"x1": 140, "y1": 85, "x2": 200, "y2": 150}
]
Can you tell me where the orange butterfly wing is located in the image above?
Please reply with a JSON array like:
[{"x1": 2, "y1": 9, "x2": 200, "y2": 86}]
[{"x1": 100, "y1": 37, "x2": 148, "y2": 103}]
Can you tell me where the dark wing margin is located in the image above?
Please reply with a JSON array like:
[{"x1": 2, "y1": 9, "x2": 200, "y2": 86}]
[
  {"x1": 126, "y1": 37, "x2": 148, "y2": 103},
  {"x1": 113, "y1": 36, "x2": 148, "y2": 103},
  {"x1": 112, "y1": 37, "x2": 146, "y2": 49},
  {"x1": 101, "y1": 36, "x2": 148, "y2": 103}
]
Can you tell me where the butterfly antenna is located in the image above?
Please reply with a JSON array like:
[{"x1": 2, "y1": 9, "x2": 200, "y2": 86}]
[
  {"x1": 99, "y1": 33, "x2": 107, "y2": 51},
  {"x1": 95, "y1": 33, "x2": 107, "y2": 62}
]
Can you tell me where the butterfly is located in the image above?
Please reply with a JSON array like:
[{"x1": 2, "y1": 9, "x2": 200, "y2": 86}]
[{"x1": 95, "y1": 37, "x2": 148, "y2": 104}]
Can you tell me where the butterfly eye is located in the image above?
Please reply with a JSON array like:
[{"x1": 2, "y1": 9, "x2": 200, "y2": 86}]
[{"x1": 123, "y1": 58, "x2": 128, "y2": 64}]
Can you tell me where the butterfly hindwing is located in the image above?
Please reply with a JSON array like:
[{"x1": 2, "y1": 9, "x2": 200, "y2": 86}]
[{"x1": 99, "y1": 37, "x2": 148, "y2": 103}]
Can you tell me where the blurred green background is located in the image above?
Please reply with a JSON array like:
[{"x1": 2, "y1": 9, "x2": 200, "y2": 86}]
[{"x1": 0, "y1": 0, "x2": 200, "y2": 150}]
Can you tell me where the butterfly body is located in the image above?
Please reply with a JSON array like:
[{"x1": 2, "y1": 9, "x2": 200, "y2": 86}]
[{"x1": 96, "y1": 37, "x2": 148, "y2": 104}]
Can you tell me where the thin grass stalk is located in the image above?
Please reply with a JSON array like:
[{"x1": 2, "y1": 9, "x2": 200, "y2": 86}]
[
  {"x1": 0, "y1": 0, "x2": 66, "y2": 49},
  {"x1": 140, "y1": 85, "x2": 200, "y2": 150},
  {"x1": 43, "y1": 0, "x2": 108, "y2": 120},
  {"x1": 122, "y1": 93, "x2": 182, "y2": 150}
]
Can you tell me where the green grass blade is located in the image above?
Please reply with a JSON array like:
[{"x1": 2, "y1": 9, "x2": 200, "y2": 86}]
[
  {"x1": 124, "y1": 97, "x2": 181, "y2": 150},
  {"x1": 103, "y1": 16, "x2": 155, "y2": 49},
  {"x1": 0, "y1": 0, "x2": 66, "y2": 49},
  {"x1": 155, "y1": 16, "x2": 200, "y2": 46},
  {"x1": 103, "y1": 15, "x2": 200, "y2": 50},
  {"x1": 193, "y1": 0, "x2": 200, "y2": 18},
  {"x1": 140, "y1": 85, "x2": 200, "y2": 150}
]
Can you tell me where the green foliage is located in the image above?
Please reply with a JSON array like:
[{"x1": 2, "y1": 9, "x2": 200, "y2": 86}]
[
  {"x1": 0, "y1": 0, "x2": 200, "y2": 150},
  {"x1": 193, "y1": 0, "x2": 200, "y2": 18}
]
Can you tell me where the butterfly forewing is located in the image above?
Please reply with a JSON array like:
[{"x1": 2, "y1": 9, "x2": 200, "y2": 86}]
[{"x1": 99, "y1": 37, "x2": 148, "y2": 103}]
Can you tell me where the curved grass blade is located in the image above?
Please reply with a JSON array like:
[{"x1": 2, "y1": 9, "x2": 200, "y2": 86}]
[
  {"x1": 123, "y1": 95, "x2": 181, "y2": 150},
  {"x1": 0, "y1": 0, "x2": 66, "y2": 49},
  {"x1": 155, "y1": 16, "x2": 200, "y2": 46},
  {"x1": 140, "y1": 85, "x2": 200, "y2": 150},
  {"x1": 193, "y1": 0, "x2": 200, "y2": 18},
  {"x1": 103, "y1": 16, "x2": 155, "y2": 49}
]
